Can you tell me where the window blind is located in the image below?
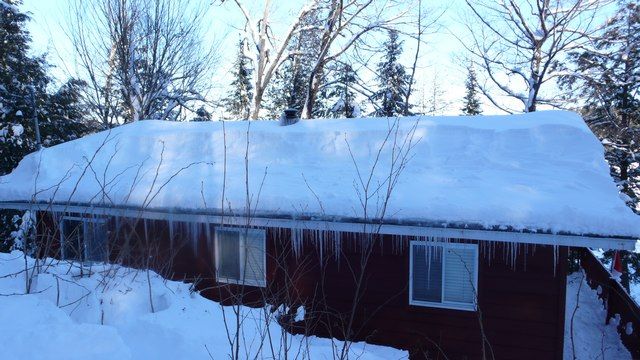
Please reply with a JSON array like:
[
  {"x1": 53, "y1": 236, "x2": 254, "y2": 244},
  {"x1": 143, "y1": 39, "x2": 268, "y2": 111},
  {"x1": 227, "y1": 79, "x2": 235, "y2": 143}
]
[
  {"x1": 244, "y1": 229, "x2": 266, "y2": 286},
  {"x1": 443, "y1": 247, "x2": 476, "y2": 304}
]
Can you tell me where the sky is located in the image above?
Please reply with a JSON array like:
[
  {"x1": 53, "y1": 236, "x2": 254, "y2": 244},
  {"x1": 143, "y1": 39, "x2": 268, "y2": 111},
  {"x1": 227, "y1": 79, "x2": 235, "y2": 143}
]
[{"x1": 18, "y1": 0, "x2": 537, "y2": 116}]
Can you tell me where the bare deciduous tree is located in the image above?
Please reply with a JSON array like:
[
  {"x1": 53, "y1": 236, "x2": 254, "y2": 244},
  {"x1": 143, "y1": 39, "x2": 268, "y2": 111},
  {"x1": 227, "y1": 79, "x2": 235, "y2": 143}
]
[
  {"x1": 461, "y1": 0, "x2": 606, "y2": 113},
  {"x1": 223, "y1": 0, "x2": 321, "y2": 120},
  {"x1": 67, "y1": 0, "x2": 217, "y2": 126}
]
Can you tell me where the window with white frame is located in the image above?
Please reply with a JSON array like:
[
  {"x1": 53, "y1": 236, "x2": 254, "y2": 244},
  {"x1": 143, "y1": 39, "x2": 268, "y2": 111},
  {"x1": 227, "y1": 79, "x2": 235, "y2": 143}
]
[
  {"x1": 214, "y1": 227, "x2": 266, "y2": 287},
  {"x1": 409, "y1": 241, "x2": 478, "y2": 311},
  {"x1": 60, "y1": 216, "x2": 108, "y2": 262}
]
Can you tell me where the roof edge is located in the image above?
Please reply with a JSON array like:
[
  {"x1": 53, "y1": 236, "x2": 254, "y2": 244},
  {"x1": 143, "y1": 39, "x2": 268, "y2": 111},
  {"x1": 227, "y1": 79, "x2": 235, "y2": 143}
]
[{"x1": 0, "y1": 201, "x2": 635, "y2": 250}]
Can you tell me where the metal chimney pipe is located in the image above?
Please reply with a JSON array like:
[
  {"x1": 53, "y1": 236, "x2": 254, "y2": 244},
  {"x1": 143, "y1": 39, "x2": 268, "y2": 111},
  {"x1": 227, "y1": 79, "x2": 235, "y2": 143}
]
[{"x1": 280, "y1": 109, "x2": 299, "y2": 126}]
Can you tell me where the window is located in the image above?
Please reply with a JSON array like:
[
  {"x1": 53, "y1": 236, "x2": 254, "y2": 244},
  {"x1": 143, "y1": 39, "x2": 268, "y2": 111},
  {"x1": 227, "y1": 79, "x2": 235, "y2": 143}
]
[
  {"x1": 409, "y1": 241, "x2": 478, "y2": 311},
  {"x1": 60, "y1": 216, "x2": 108, "y2": 262},
  {"x1": 214, "y1": 227, "x2": 266, "y2": 287}
]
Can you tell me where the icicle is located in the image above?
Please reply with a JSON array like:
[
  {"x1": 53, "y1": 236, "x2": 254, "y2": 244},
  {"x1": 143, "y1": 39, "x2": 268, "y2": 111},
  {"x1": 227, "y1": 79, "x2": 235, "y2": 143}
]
[
  {"x1": 317, "y1": 229, "x2": 324, "y2": 264},
  {"x1": 553, "y1": 244, "x2": 558, "y2": 276},
  {"x1": 205, "y1": 223, "x2": 212, "y2": 252},
  {"x1": 190, "y1": 222, "x2": 199, "y2": 255},
  {"x1": 291, "y1": 228, "x2": 303, "y2": 259},
  {"x1": 332, "y1": 231, "x2": 341, "y2": 262},
  {"x1": 169, "y1": 219, "x2": 175, "y2": 253},
  {"x1": 144, "y1": 218, "x2": 149, "y2": 245}
]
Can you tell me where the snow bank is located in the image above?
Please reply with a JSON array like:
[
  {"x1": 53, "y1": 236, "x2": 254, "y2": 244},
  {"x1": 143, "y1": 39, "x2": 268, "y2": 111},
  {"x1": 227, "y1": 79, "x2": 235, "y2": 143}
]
[
  {"x1": 564, "y1": 272, "x2": 631, "y2": 359},
  {"x1": 0, "y1": 251, "x2": 405, "y2": 359},
  {"x1": 0, "y1": 111, "x2": 638, "y2": 238}
]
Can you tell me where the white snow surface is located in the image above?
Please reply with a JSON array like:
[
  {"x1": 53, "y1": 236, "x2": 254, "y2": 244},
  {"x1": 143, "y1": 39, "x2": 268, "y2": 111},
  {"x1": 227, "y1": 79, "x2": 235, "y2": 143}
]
[
  {"x1": 1, "y1": 110, "x2": 639, "y2": 238},
  {"x1": 0, "y1": 251, "x2": 405, "y2": 360},
  {"x1": 564, "y1": 272, "x2": 631, "y2": 359}
]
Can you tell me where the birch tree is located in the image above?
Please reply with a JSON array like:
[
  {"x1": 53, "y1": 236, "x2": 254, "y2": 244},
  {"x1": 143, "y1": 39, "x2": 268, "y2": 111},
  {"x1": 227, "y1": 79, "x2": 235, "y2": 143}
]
[
  {"x1": 224, "y1": 0, "x2": 322, "y2": 120},
  {"x1": 226, "y1": 0, "x2": 416, "y2": 119},
  {"x1": 462, "y1": 0, "x2": 606, "y2": 113}
]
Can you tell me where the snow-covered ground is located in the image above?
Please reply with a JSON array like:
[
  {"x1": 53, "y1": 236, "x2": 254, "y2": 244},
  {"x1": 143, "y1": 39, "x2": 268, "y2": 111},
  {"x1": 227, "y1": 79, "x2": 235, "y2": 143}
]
[
  {"x1": 0, "y1": 251, "x2": 407, "y2": 360},
  {"x1": 564, "y1": 272, "x2": 631, "y2": 359}
]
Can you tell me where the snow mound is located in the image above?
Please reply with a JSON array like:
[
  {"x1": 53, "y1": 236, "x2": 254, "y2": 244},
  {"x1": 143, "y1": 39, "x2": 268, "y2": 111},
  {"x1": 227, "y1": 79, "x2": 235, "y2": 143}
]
[
  {"x1": 0, "y1": 111, "x2": 638, "y2": 238},
  {"x1": 0, "y1": 251, "x2": 405, "y2": 359}
]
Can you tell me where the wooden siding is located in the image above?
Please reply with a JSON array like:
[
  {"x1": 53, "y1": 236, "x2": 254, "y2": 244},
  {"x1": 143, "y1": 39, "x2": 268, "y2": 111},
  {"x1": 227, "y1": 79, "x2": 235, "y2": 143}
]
[
  {"x1": 36, "y1": 212, "x2": 567, "y2": 359},
  {"x1": 282, "y1": 232, "x2": 567, "y2": 360}
]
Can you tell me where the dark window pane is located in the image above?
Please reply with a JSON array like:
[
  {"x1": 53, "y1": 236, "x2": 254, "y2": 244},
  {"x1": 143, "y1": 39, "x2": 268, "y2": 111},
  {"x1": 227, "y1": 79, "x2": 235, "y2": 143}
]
[
  {"x1": 62, "y1": 219, "x2": 83, "y2": 261},
  {"x1": 217, "y1": 230, "x2": 240, "y2": 281},
  {"x1": 412, "y1": 245, "x2": 443, "y2": 303}
]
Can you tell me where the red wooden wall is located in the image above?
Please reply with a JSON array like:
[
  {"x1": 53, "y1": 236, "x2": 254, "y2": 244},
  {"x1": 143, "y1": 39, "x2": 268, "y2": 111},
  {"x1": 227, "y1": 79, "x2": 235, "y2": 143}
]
[{"x1": 36, "y1": 212, "x2": 567, "y2": 359}]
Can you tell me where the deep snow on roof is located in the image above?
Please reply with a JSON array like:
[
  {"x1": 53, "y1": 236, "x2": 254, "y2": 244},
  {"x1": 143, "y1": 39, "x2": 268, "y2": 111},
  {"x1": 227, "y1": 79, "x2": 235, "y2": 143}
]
[{"x1": 0, "y1": 111, "x2": 638, "y2": 238}]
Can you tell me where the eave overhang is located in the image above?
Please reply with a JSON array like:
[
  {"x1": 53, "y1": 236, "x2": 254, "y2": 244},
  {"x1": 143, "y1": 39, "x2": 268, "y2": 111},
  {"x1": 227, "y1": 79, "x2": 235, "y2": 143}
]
[{"x1": 0, "y1": 201, "x2": 635, "y2": 250}]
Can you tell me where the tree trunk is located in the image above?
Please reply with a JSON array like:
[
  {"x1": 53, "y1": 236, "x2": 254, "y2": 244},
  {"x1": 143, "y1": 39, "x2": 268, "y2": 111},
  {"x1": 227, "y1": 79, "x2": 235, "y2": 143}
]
[{"x1": 250, "y1": 87, "x2": 264, "y2": 120}]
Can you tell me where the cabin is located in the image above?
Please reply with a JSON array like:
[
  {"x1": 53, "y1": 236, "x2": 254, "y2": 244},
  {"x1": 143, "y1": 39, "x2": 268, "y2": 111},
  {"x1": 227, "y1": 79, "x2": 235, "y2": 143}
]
[{"x1": 1, "y1": 111, "x2": 638, "y2": 359}]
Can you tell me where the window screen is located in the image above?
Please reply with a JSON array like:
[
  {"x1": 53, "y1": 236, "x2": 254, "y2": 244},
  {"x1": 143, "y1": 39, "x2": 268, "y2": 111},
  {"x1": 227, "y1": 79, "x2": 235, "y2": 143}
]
[
  {"x1": 215, "y1": 228, "x2": 266, "y2": 287},
  {"x1": 410, "y1": 241, "x2": 478, "y2": 310}
]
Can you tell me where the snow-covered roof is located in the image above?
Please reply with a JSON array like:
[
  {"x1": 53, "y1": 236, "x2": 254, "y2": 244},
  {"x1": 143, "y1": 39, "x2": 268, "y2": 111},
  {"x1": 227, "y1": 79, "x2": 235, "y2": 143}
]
[{"x1": 1, "y1": 111, "x2": 639, "y2": 239}]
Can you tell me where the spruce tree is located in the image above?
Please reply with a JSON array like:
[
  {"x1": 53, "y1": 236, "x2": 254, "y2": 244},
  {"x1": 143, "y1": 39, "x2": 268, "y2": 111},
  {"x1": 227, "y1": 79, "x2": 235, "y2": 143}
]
[
  {"x1": 0, "y1": 0, "x2": 95, "y2": 251},
  {"x1": 372, "y1": 30, "x2": 411, "y2": 117},
  {"x1": 191, "y1": 106, "x2": 212, "y2": 122},
  {"x1": 224, "y1": 39, "x2": 253, "y2": 119},
  {"x1": 326, "y1": 63, "x2": 361, "y2": 118},
  {"x1": 461, "y1": 66, "x2": 482, "y2": 115},
  {"x1": 559, "y1": 1, "x2": 640, "y2": 290},
  {"x1": 560, "y1": 0, "x2": 640, "y2": 211},
  {"x1": 264, "y1": 66, "x2": 292, "y2": 119}
]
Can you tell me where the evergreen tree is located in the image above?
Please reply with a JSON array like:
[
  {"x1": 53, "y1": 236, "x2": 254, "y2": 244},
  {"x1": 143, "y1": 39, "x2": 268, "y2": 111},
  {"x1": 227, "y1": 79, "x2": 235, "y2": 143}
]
[
  {"x1": 264, "y1": 66, "x2": 292, "y2": 119},
  {"x1": 461, "y1": 65, "x2": 482, "y2": 115},
  {"x1": 559, "y1": 1, "x2": 640, "y2": 291},
  {"x1": 372, "y1": 30, "x2": 412, "y2": 117},
  {"x1": 326, "y1": 63, "x2": 361, "y2": 118},
  {"x1": 224, "y1": 39, "x2": 253, "y2": 119},
  {"x1": 264, "y1": 10, "x2": 323, "y2": 118},
  {"x1": 191, "y1": 106, "x2": 212, "y2": 122},
  {"x1": 560, "y1": 1, "x2": 640, "y2": 211},
  {"x1": 43, "y1": 79, "x2": 94, "y2": 145},
  {"x1": 0, "y1": 0, "x2": 96, "y2": 251},
  {"x1": 0, "y1": 0, "x2": 48, "y2": 174}
]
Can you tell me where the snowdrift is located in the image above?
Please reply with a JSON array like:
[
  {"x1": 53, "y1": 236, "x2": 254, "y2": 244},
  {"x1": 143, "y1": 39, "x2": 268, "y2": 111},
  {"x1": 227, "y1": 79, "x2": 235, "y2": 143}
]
[{"x1": 0, "y1": 251, "x2": 405, "y2": 359}]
